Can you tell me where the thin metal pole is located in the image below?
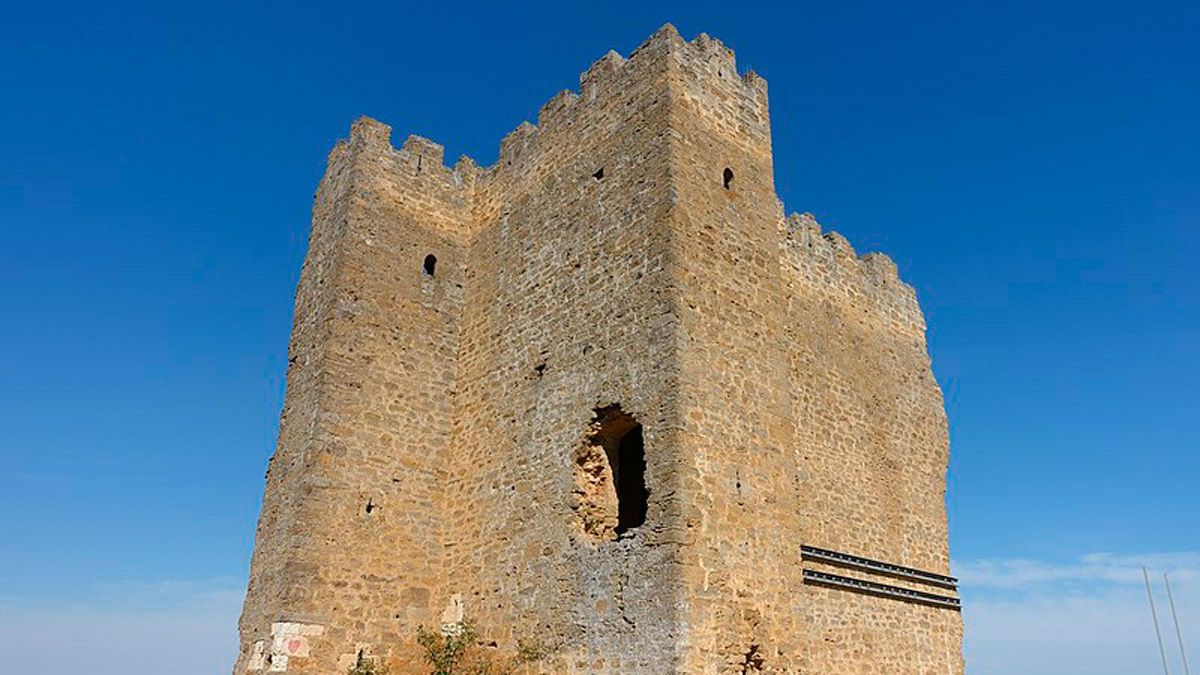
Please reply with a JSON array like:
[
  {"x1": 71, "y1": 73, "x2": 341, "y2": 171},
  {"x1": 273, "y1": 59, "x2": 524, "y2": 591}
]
[
  {"x1": 1147, "y1": 566, "x2": 1172, "y2": 675},
  {"x1": 1165, "y1": 572, "x2": 1191, "y2": 675}
]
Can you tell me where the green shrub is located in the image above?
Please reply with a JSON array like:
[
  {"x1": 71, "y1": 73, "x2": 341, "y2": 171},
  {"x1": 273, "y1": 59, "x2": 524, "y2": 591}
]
[{"x1": 416, "y1": 621, "x2": 549, "y2": 675}]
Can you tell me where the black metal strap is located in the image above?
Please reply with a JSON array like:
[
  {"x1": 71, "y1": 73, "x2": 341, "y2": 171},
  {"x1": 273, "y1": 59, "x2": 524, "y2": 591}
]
[
  {"x1": 801, "y1": 545, "x2": 958, "y2": 589},
  {"x1": 803, "y1": 570, "x2": 962, "y2": 611}
]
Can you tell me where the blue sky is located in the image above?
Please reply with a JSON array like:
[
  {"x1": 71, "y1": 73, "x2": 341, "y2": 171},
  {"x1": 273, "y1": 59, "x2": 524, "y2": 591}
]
[{"x1": 1, "y1": 1, "x2": 1196, "y2": 672}]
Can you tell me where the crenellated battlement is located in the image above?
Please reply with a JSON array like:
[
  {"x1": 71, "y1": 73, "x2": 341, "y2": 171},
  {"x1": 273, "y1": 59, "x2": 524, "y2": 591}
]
[
  {"x1": 321, "y1": 117, "x2": 477, "y2": 239},
  {"x1": 322, "y1": 24, "x2": 773, "y2": 237},
  {"x1": 782, "y1": 212, "x2": 925, "y2": 335},
  {"x1": 319, "y1": 25, "x2": 920, "y2": 327},
  {"x1": 479, "y1": 24, "x2": 769, "y2": 177},
  {"x1": 341, "y1": 117, "x2": 476, "y2": 188}
]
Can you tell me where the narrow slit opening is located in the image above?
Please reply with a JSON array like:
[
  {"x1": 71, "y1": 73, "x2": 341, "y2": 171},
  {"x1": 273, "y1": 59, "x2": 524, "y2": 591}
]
[{"x1": 612, "y1": 421, "x2": 647, "y2": 534}]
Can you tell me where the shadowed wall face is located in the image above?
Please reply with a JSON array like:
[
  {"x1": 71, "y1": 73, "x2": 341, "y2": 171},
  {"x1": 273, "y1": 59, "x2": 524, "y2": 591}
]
[{"x1": 234, "y1": 25, "x2": 961, "y2": 675}]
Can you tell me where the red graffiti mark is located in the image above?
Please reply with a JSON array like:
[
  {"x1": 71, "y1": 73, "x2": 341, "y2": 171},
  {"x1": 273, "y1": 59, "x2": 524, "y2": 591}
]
[{"x1": 287, "y1": 638, "x2": 303, "y2": 654}]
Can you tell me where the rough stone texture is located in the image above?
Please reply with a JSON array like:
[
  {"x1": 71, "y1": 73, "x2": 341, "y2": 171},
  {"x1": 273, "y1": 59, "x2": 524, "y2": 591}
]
[{"x1": 234, "y1": 24, "x2": 963, "y2": 674}]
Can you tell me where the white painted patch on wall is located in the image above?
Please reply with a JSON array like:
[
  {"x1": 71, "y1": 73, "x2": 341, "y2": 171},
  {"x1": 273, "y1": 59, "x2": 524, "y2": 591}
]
[
  {"x1": 245, "y1": 622, "x2": 325, "y2": 672},
  {"x1": 440, "y1": 593, "x2": 464, "y2": 635}
]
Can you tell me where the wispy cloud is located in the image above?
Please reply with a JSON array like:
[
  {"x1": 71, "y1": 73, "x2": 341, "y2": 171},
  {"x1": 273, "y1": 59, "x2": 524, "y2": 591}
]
[
  {"x1": 958, "y1": 551, "x2": 1200, "y2": 589},
  {"x1": 958, "y1": 551, "x2": 1199, "y2": 675},
  {"x1": 0, "y1": 578, "x2": 242, "y2": 675}
]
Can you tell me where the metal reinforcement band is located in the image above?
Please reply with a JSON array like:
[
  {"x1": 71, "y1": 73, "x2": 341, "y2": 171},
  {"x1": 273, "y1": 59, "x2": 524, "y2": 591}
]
[
  {"x1": 803, "y1": 570, "x2": 962, "y2": 610},
  {"x1": 801, "y1": 545, "x2": 958, "y2": 590}
]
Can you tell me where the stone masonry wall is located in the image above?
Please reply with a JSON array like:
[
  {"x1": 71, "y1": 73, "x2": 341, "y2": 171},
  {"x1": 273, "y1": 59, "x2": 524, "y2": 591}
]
[
  {"x1": 440, "y1": 30, "x2": 688, "y2": 674},
  {"x1": 782, "y1": 213, "x2": 962, "y2": 673},
  {"x1": 664, "y1": 32, "x2": 800, "y2": 673},
  {"x1": 235, "y1": 119, "x2": 473, "y2": 674},
  {"x1": 234, "y1": 24, "x2": 962, "y2": 675}
]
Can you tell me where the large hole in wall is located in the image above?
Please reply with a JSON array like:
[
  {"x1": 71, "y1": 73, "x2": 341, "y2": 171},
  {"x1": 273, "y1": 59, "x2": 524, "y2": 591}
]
[{"x1": 572, "y1": 405, "x2": 648, "y2": 540}]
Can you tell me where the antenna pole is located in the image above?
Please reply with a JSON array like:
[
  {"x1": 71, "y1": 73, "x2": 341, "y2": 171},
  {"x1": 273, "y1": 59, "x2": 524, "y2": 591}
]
[
  {"x1": 1165, "y1": 572, "x2": 1191, "y2": 675},
  {"x1": 1147, "y1": 566, "x2": 1172, "y2": 675}
]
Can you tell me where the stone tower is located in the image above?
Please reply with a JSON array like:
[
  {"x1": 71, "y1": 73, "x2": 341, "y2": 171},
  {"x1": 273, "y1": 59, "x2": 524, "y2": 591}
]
[{"x1": 234, "y1": 25, "x2": 963, "y2": 675}]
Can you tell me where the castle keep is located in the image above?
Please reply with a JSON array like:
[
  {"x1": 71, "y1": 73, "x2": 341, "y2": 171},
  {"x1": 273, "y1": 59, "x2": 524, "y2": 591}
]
[{"x1": 235, "y1": 25, "x2": 963, "y2": 674}]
